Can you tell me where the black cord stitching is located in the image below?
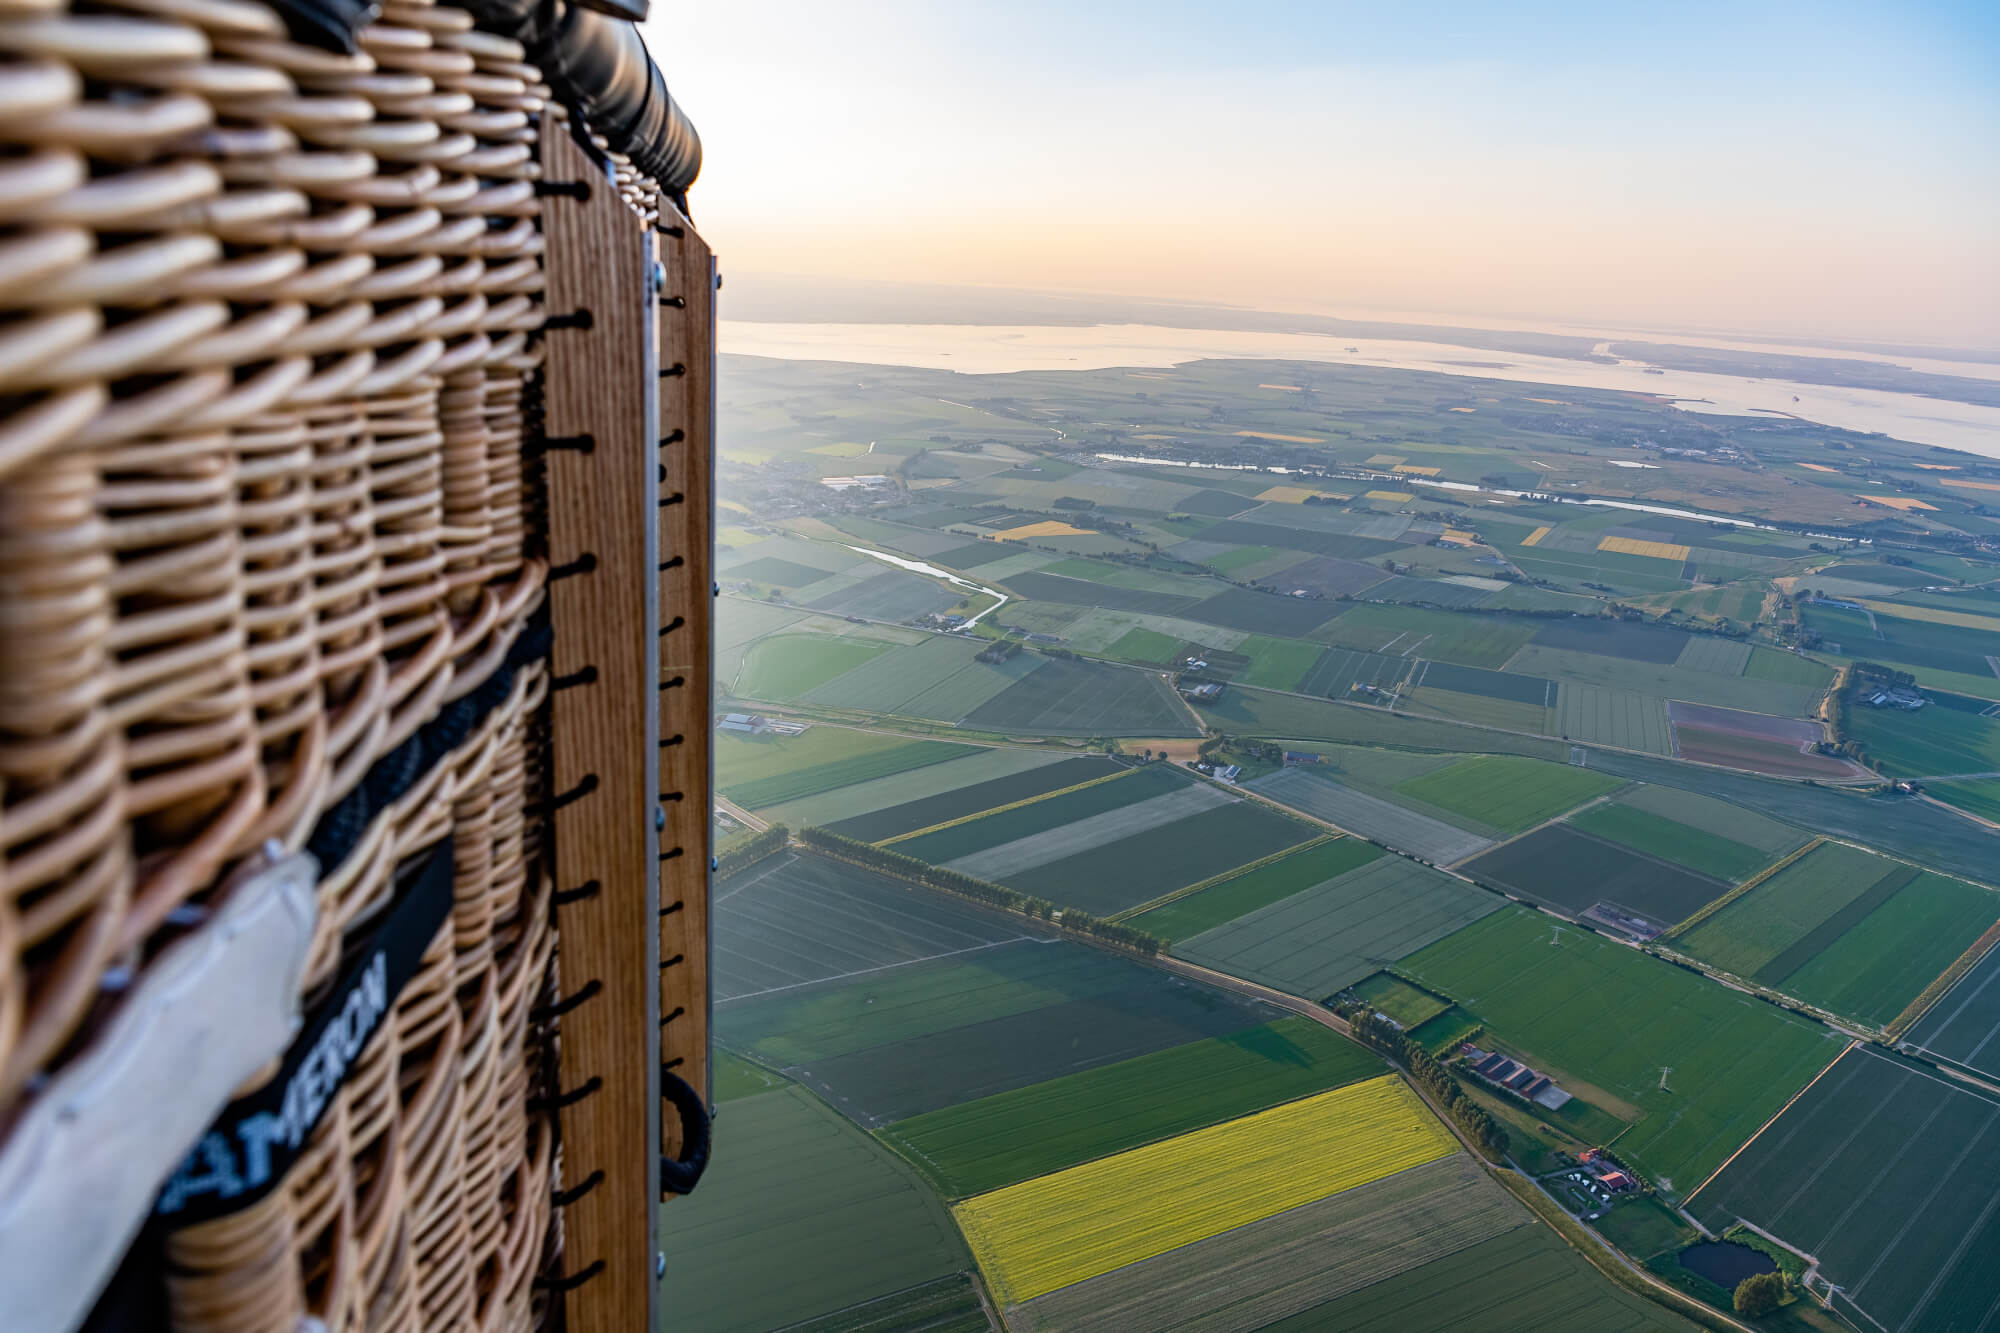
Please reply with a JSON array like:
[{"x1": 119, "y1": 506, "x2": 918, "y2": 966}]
[
  {"x1": 659, "y1": 1005, "x2": 685, "y2": 1027},
  {"x1": 552, "y1": 1170, "x2": 605, "y2": 1208},
  {"x1": 534, "y1": 1259, "x2": 604, "y2": 1293},
  {"x1": 659, "y1": 555, "x2": 684, "y2": 571},
  {"x1": 551, "y1": 664, "x2": 598, "y2": 691},
  {"x1": 528, "y1": 1074, "x2": 603, "y2": 1112},
  {"x1": 533, "y1": 773, "x2": 598, "y2": 817},
  {"x1": 552, "y1": 879, "x2": 601, "y2": 907},
  {"x1": 659, "y1": 615, "x2": 685, "y2": 635},
  {"x1": 660, "y1": 675, "x2": 685, "y2": 691},
  {"x1": 530, "y1": 980, "x2": 603, "y2": 1023},
  {"x1": 660, "y1": 428, "x2": 685, "y2": 445},
  {"x1": 549, "y1": 552, "x2": 597, "y2": 581},
  {"x1": 660, "y1": 954, "x2": 684, "y2": 970},
  {"x1": 660, "y1": 492, "x2": 685, "y2": 508},
  {"x1": 659, "y1": 362, "x2": 686, "y2": 378},
  {"x1": 542, "y1": 309, "x2": 593, "y2": 332},
  {"x1": 533, "y1": 179, "x2": 591, "y2": 200}
]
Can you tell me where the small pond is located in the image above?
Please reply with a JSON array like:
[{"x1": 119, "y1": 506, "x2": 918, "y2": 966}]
[{"x1": 1678, "y1": 1240, "x2": 1777, "y2": 1288}]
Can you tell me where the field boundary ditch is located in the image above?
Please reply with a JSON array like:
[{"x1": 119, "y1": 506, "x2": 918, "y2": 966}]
[
  {"x1": 875, "y1": 764, "x2": 1137, "y2": 847},
  {"x1": 1659, "y1": 837, "x2": 1824, "y2": 941},
  {"x1": 1106, "y1": 834, "x2": 1339, "y2": 922}
]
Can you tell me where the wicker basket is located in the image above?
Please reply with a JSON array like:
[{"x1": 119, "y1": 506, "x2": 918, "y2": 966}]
[{"x1": 0, "y1": 0, "x2": 644, "y2": 1322}]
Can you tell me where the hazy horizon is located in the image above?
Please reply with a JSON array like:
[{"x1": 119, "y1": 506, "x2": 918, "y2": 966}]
[{"x1": 657, "y1": 0, "x2": 1999, "y2": 348}]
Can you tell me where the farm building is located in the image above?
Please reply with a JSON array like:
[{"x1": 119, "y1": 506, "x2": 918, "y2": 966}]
[
  {"x1": 721, "y1": 712, "x2": 773, "y2": 733},
  {"x1": 1464, "y1": 1048, "x2": 1574, "y2": 1110},
  {"x1": 1183, "y1": 681, "x2": 1226, "y2": 702}
]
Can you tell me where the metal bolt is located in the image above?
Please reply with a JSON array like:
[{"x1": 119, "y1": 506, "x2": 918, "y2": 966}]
[
  {"x1": 655, "y1": 806, "x2": 667, "y2": 832},
  {"x1": 655, "y1": 1251, "x2": 667, "y2": 1279},
  {"x1": 651, "y1": 261, "x2": 666, "y2": 291},
  {"x1": 712, "y1": 581, "x2": 720, "y2": 597}
]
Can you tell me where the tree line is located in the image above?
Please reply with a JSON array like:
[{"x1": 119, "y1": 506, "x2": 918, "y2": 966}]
[
  {"x1": 714, "y1": 824, "x2": 789, "y2": 879},
  {"x1": 796, "y1": 826, "x2": 1162, "y2": 955},
  {"x1": 1342, "y1": 1006, "x2": 1510, "y2": 1160}
]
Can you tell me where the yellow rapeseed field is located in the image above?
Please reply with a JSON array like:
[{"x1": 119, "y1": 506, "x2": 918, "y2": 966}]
[
  {"x1": 1365, "y1": 490, "x2": 1415, "y2": 503},
  {"x1": 1942, "y1": 478, "x2": 2000, "y2": 493},
  {"x1": 1256, "y1": 485, "x2": 1349, "y2": 503},
  {"x1": 1392, "y1": 464, "x2": 1442, "y2": 476},
  {"x1": 1796, "y1": 462, "x2": 1839, "y2": 473},
  {"x1": 1364, "y1": 453, "x2": 1405, "y2": 465},
  {"x1": 1520, "y1": 525, "x2": 1552, "y2": 547},
  {"x1": 993, "y1": 520, "x2": 1094, "y2": 540},
  {"x1": 1857, "y1": 600, "x2": 2000, "y2": 633},
  {"x1": 1913, "y1": 463, "x2": 1961, "y2": 470},
  {"x1": 1598, "y1": 535, "x2": 1691, "y2": 562},
  {"x1": 1861, "y1": 495, "x2": 1937, "y2": 511},
  {"x1": 1235, "y1": 430, "x2": 1325, "y2": 444},
  {"x1": 953, "y1": 1076, "x2": 1456, "y2": 1305}
]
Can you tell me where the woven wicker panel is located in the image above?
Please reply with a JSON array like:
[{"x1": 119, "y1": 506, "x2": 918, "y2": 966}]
[
  {"x1": 0, "y1": 0, "x2": 552, "y2": 1113},
  {"x1": 0, "y1": 0, "x2": 587, "y2": 1325},
  {"x1": 162, "y1": 661, "x2": 554, "y2": 1332}
]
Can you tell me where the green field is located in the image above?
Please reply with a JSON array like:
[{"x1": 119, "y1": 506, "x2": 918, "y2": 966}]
[
  {"x1": 1776, "y1": 870, "x2": 1999, "y2": 1027},
  {"x1": 893, "y1": 763, "x2": 1183, "y2": 861},
  {"x1": 1259, "y1": 1221, "x2": 1697, "y2": 1331},
  {"x1": 657, "y1": 1087, "x2": 971, "y2": 1332},
  {"x1": 1611, "y1": 784, "x2": 1809, "y2": 855},
  {"x1": 1398, "y1": 907, "x2": 1844, "y2": 1190},
  {"x1": 1401, "y1": 685, "x2": 1553, "y2": 734},
  {"x1": 718, "y1": 730, "x2": 981, "y2": 808},
  {"x1": 758, "y1": 748, "x2": 1074, "y2": 830},
  {"x1": 1312, "y1": 604, "x2": 1539, "y2": 669},
  {"x1": 1674, "y1": 842, "x2": 1897, "y2": 979},
  {"x1": 1555, "y1": 684, "x2": 1675, "y2": 754},
  {"x1": 1932, "y1": 776, "x2": 2000, "y2": 822},
  {"x1": 1131, "y1": 837, "x2": 1383, "y2": 940},
  {"x1": 1237, "y1": 633, "x2": 1328, "y2": 690},
  {"x1": 1106, "y1": 626, "x2": 1183, "y2": 664},
  {"x1": 1744, "y1": 646, "x2": 1837, "y2": 686},
  {"x1": 783, "y1": 1275, "x2": 991, "y2": 1333},
  {"x1": 962, "y1": 655, "x2": 1200, "y2": 736},
  {"x1": 1506, "y1": 645, "x2": 1823, "y2": 716},
  {"x1": 1009, "y1": 796, "x2": 1318, "y2": 916},
  {"x1": 1178, "y1": 856, "x2": 1505, "y2": 999},
  {"x1": 1566, "y1": 803, "x2": 1775, "y2": 882},
  {"x1": 1352, "y1": 972, "x2": 1452, "y2": 1028},
  {"x1": 712, "y1": 1049, "x2": 789, "y2": 1102},
  {"x1": 1196, "y1": 686, "x2": 1571, "y2": 760},
  {"x1": 881, "y1": 1018, "x2": 1382, "y2": 1198},
  {"x1": 1846, "y1": 695, "x2": 2000, "y2": 777},
  {"x1": 737, "y1": 633, "x2": 898, "y2": 699},
  {"x1": 1394, "y1": 755, "x2": 1620, "y2": 834},
  {"x1": 1593, "y1": 1197, "x2": 1697, "y2": 1261}
]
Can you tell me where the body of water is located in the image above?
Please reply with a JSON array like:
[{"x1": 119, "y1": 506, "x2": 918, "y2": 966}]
[
  {"x1": 1677, "y1": 1240, "x2": 1778, "y2": 1290},
  {"x1": 723, "y1": 321, "x2": 2000, "y2": 458}
]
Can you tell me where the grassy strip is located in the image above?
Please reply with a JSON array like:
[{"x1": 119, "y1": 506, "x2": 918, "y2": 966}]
[
  {"x1": 1107, "y1": 834, "x2": 1335, "y2": 922},
  {"x1": 1660, "y1": 838, "x2": 1823, "y2": 942},
  {"x1": 1753, "y1": 864, "x2": 1919, "y2": 986},
  {"x1": 796, "y1": 826, "x2": 1164, "y2": 956},
  {"x1": 1491, "y1": 1172, "x2": 1746, "y2": 1333},
  {"x1": 1887, "y1": 917, "x2": 2000, "y2": 1039},
  {"x1": 876, "y1": 766, "x2": 1136, "y2": 847}
]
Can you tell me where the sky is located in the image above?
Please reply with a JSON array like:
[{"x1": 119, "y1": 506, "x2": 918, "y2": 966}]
[{"x1": 654, "y1": 2, "x2": 2000, "y2": 348}]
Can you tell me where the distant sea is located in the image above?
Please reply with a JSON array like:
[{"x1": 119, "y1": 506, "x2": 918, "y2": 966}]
[{"x1": 721, "y1": 321, "x2": 2000, "y2": 458}]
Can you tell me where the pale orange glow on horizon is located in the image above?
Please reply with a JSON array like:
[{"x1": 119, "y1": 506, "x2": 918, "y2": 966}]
[{"x1": 657, "y1": 3, "x2": 2000, "y2": 348}]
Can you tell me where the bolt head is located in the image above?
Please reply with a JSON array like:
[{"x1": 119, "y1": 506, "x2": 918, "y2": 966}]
[
  {"x1": 656, "y1": 1251, "x2": 667, "y2": 1278},
  {"x1": 655, "y1": 806, "x2": 667, "y2": 832},
  {"x1": 651, "y1": 261, "x2": 667, "y2": 290}
]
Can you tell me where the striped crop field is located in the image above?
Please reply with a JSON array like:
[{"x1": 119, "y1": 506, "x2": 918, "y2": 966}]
[
  {"x1": 953, "y1": 1075, "x2": 1455, "y2": 1305},
  {"x1": 1597, "y1": 534, "x2": 1691, "y2": 562},
  {"x1": 1519, "y1": 525, "x2": 1552, "y2": 547}
]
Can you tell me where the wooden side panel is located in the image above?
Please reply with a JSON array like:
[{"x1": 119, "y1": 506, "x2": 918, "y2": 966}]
[
  {"x1": 656, "y1": 207, "x2": 715, "y2": 1126},
  {"x1": 538, "y1": 127, "x2": 660, "y2": 1330}
]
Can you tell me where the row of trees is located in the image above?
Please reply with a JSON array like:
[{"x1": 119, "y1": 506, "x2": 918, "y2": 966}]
[
  {"x1": 715, "y1": 824, "x2": 789, "y2": 879},
  {"x1": 1344, "y1": 1007, "x2": 1510, "y2": 1160},
  {"x1": 797, "y1": 826, "x2": 1163, "y2": 955}
]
